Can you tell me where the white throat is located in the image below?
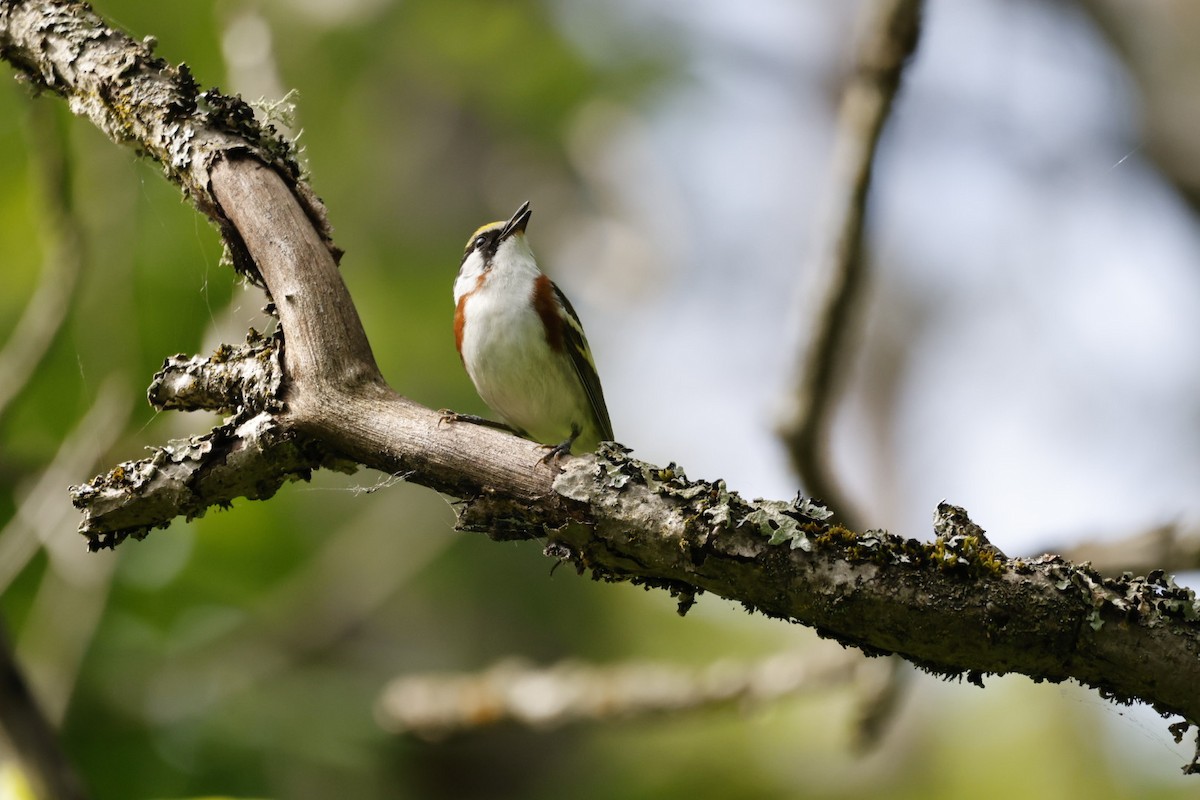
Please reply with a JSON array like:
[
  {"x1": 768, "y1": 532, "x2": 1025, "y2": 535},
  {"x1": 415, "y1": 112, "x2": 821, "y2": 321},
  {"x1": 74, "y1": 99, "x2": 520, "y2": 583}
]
[{"x1": 454, "y1": 236, "x2": 540, "y2": 303}]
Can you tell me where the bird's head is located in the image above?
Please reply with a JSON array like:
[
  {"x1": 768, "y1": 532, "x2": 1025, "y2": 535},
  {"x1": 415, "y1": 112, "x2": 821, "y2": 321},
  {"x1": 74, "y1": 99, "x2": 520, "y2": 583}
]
[{"x1": 458, "y1": 200, "x2": 533, "y2": 280}]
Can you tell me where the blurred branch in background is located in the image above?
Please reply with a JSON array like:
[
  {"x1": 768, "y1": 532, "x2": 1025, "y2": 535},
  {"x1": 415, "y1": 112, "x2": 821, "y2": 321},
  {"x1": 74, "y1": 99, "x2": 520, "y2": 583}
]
[
  {"x1": 141, "y1": 492, "x2": 454, "y2": 724},
  {"x1": 5, "y1": 380, "x2": 126, "y2": 726},
  {"x1": 1082, "y1": 0, "x2": 1200, "y2": 212},
  {"x1": 1055, "y1": 521, "x2": 1200, "y2": 578},
  {"x1": 0, "y1": 380, "x2": 128, "y2": 596},
  {"x1": 0, "y1": 625, "x2": 90, "y2": 800},
  {"x1": 0, "y1": 82, "x2": 111, "y2": 800},
  {"x1": 0, "y1": 100, "x2": 82, "y2": 426},
  {"x1": 376, "y1": 645, "x2": 874, "y2": 739},
  {"x1": 0, "y1": 382, "x2": 124, "y2": 800},
  {"x1": 777, "y1": 0, "x2": 923, "y2": 754},
  {"x1": 778, "y1": 0, "x2": 923, "y2": 529}
]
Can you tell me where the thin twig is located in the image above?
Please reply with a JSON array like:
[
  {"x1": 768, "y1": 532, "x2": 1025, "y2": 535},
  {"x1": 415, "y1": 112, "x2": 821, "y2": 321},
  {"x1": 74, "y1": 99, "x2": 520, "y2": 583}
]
[
  {"x1": 778, "y1": 0, "x2": 924, "y2": 526},
  {"x1": 1053, "y1": 521, "x2": 1200, "y2": 577},
  {"x1": 0, "y1": 625, "x2": 90, "y2": 800},
  {"x1": 0, "y1": 100, "x2": 83, "y2": 425},
  {"x1": 141, "y1": 493, "x2": 454, "y2": 722},
  {"x1": 0, "y1": 379, "x2": 129, "y2": 594},
  {"x1": 8, "y1": 385, "x2": 127, "y2": 727},
  {"x1": 376, "y1": 647, "x2": 873, "y2": 738}
]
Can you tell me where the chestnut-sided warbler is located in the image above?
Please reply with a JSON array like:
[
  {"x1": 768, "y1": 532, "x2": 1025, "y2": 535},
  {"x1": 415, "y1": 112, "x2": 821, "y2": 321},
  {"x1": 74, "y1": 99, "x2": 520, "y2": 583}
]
[{"x1": 453, "y1": 201, "x2": 613, "y2": 456}]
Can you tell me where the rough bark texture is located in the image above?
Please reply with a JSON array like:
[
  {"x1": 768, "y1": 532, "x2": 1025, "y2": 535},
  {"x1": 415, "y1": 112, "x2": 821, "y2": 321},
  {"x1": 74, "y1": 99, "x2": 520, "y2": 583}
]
[{"x1": 2, "y1": 0, "x2": 1199, "y2": 772}]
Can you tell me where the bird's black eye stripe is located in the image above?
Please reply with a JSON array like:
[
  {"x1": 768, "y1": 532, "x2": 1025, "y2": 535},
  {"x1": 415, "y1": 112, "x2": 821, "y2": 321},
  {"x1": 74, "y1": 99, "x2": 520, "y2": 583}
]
[
  {"x1": 462, "y1": 229, "x2": 502, "y2": 262},
  {"x1": 474, "y1": 231, "x2": 502, "y2": 254}
]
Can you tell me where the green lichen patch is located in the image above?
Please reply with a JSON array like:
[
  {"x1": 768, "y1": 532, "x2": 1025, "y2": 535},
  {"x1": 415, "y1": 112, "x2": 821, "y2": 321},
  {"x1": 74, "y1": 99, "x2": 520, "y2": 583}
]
[{"x1": 1043, "y1": 556, "x2": 1200, "y2": 631}]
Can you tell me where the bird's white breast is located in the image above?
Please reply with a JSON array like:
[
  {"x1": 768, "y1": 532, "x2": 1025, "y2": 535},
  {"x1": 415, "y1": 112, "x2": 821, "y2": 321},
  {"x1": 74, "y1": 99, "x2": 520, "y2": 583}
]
[{"x1": 455, "y1": 240, "x2": 592, "y2": 445}]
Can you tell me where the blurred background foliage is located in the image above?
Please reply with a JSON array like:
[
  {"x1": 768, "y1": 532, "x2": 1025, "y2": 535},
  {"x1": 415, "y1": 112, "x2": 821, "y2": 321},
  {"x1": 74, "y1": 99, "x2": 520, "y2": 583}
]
[{"x1": 2, "y1": 0, "x2": 1200, "y2": 798}]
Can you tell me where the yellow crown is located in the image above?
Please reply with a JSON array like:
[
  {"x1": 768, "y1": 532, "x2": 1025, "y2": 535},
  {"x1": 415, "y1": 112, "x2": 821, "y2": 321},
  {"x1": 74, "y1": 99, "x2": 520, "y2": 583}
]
[{"x1": 463, "y1": 220, "x2": 505, "y2": 253}]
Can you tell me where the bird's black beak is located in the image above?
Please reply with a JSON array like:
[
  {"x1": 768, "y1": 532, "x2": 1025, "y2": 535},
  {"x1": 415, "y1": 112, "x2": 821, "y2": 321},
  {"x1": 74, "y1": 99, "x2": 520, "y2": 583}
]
[{"x1": 499, "y1": 201, "x2": 532, "y2": 241}]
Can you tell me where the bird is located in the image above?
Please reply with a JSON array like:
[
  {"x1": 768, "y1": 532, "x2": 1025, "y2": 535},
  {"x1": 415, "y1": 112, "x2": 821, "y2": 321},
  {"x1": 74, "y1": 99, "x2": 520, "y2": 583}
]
[{"x1": 452, "y1": 201, "x2": 613, "y2": 458}]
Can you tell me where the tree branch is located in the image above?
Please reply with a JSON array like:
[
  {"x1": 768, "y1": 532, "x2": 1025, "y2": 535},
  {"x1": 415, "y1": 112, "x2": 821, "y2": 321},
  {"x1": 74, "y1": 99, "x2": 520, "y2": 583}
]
[
  {"x1": 3, "y1": 0, "x2": 1199, "y2": 772},
  {"x1": 0, "y1": 378, "x2": 127, "y2": 594},
  {"x1": 0, "y1": 625, "x2": 89, "y2": 800},
  {"x1": 778, "y1": 0, "x2": 923, "y2": 525},
  {"x1": 0, "y1": 98, "x2": 82, "y2": 425},
  {"x1": 1056, "y1": 521, "x2": 1200, "y2": 577},
  {"x1": 376, "y1": 647, "x2": 871, "y2": 738}
]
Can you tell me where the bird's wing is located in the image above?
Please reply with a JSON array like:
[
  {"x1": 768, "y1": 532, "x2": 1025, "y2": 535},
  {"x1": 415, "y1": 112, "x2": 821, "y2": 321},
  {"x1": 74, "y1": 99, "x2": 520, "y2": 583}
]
[{"x1": 553, "y1": 282, "x2": 614, "y2": 442}]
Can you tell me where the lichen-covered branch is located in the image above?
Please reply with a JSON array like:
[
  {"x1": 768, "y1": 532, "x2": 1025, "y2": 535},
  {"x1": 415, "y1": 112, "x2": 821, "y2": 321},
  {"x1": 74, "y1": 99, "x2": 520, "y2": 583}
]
[
  {"x1": 147, "y1": 327, "x2": 284, "y2": 414},
  {"x1": 0, "y1": 0, "x2": 331, "y2": 282},
  {"x1": 71, "y1": 326, "x2": 356, "y2": 548},
  {"x1": 521, "y1": 458, "x2": 1200, "y2": 743},
  {"x1": 69, "y1": 410, "x2": 355, "y2": 550}
]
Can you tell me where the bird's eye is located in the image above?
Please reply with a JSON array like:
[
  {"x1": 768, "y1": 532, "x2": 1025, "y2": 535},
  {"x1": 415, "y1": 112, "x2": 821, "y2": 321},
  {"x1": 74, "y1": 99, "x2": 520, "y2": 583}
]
[{"x1": 475, "y1": 235, "x2": 487, "y2": 250}]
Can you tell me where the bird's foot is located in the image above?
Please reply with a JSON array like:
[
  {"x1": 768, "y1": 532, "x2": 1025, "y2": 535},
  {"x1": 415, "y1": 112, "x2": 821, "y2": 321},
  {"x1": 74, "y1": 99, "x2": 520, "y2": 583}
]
[{"x1": 538, "y1": 425, "x2": 581, "y2": 466}]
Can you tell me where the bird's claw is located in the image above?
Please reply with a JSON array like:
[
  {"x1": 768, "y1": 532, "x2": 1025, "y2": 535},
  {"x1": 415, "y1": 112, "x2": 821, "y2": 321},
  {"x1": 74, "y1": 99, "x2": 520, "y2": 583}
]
[
  {"x1": 538, "y1": 425, "x2": 581, "y2": 466},
  {"x1": 538, "y1": 441, "x2": 573, "y2": 465}
]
